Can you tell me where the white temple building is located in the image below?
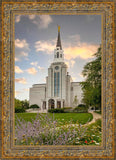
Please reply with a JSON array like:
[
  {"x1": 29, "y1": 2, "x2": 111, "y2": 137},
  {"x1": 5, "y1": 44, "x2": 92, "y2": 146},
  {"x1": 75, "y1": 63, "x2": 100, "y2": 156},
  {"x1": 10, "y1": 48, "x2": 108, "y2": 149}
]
[{"x1": 29, "y1": 26, "x2": 83, "y2": 111}]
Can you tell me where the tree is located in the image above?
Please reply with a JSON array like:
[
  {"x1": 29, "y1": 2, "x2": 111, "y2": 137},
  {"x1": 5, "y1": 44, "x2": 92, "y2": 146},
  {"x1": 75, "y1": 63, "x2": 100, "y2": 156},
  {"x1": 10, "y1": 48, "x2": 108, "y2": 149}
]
[
  {"x1": 80, "y1": 47, "x2": 101, "y2": 111},
  {"x1": 15, "y1": 98, "x2": 29, "y2": 109},
  {"x1": 15, "y1": 98, "x2": 22, "y2": 108},
  {"x1": 21, "y1": 99, "x2": 29, "y2": 109}
]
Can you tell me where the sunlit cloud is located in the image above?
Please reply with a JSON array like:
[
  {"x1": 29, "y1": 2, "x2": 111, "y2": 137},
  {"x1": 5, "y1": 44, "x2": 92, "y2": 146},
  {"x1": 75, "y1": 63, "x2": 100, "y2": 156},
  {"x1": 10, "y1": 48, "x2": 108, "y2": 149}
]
[
  {"x1": 64, "y1": 44, "x2": 98, "y2": 60},
  {"x1": 15, "y1": 66, "x2": 24, "y2": 74},
  {"x1": 15, "y1": 78, "x2": 27, "y2": 84},
  {"x1": 26, "y1": 67, "x2": 37, "y2": 75}
]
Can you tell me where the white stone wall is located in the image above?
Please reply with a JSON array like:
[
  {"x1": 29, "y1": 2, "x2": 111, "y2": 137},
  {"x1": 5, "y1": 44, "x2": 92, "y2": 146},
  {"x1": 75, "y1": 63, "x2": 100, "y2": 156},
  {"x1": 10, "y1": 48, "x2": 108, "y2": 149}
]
[
  {"x1": 61, "y1": 67, "x2": 67, "y2": 100},
  {"x1": 71, "y1": 82, "x2": 83, "y2": 108},
  {"x1": 29, "y1": 84, "x2": 46, "y2": 108},
  {"x1": 66, "y1": 75, "x2": 72, "y2": 107}
]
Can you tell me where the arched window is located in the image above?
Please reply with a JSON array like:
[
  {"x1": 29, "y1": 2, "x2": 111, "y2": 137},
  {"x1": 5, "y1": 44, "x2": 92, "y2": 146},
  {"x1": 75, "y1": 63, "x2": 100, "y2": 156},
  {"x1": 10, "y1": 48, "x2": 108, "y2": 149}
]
[{"x1": 57, "y1": 52, "x2": 59, "y2": 58}]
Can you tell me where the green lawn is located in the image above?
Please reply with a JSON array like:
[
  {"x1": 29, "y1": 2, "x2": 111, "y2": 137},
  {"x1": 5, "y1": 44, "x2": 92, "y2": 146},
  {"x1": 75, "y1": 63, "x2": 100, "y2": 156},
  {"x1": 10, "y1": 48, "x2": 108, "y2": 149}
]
[{"x1": 15, "y1": 112, "x2": 93, "y2": 125}]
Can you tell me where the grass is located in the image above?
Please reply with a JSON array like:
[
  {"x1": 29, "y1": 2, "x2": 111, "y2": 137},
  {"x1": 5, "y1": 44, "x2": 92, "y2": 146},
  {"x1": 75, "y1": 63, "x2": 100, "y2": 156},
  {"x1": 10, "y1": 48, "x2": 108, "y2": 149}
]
[{"x1": 15, "y1": 112, "x2": 93, "y2": 125}]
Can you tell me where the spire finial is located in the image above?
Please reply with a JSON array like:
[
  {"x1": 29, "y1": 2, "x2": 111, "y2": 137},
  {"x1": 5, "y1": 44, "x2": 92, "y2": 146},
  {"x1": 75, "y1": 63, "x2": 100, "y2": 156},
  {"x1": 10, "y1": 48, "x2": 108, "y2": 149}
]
[
  {"x1": 56, "y1": 25, "x2": 62, "y2": 49},
  {"x1": 58, "y1": 25, "x2": 60, "y2": 32}
]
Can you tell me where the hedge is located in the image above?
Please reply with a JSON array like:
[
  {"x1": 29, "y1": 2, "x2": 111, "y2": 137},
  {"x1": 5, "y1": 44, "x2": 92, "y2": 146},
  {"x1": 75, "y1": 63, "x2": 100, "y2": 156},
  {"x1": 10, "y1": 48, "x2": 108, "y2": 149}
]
[
  {"x1": 15, "y1": 107, "x2": 25, "y2": 113},
  {"x1": 29, "y1": 104, "x2": 40, "y2": 109},
  {"x1": 48, "y1": 108, "x2": 64, "y2": 113}
]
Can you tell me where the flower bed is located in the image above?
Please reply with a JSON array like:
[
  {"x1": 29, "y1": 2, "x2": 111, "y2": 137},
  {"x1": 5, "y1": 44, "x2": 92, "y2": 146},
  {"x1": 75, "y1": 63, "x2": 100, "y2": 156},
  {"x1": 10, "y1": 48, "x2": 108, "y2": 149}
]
[{"x1": 15, "y1": 113, "x2": 101, "y2": 145}]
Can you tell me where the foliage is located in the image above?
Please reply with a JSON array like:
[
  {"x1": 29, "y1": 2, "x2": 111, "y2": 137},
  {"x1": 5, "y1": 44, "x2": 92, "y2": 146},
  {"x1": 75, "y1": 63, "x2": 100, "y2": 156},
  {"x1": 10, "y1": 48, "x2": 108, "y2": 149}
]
[
  {"x1": 15, "y1": 114, "x2": 101, "y2": 145},
  {"x1": 15, "y1": 98, "x2": 28, "y2": 113},
  {"x1": 15, "y1": 98, "x2": 22, "y2": 108},
  {"x1": 15, "y1": 98, "x2": 29, "y2": 109},
  {"x1": 48, "y1": 108, "x2": 64, "y2": 113},
  {"x1": 73, "y1": 106, "x2": 88, "y2": 113},
  {"x1": 78, "y1": 104, "x2": 86, "y2": 108},
  {"x1": 63, "y1": 107, "x2": 72, "y2": 109},
  {"x1": 15, "y1": 107, "x2": 25, "y2": 113},
  {"x1": 21, "y1": 99, "x2": 29, "y2": 109},
  {"x1": 30, "y1": 104, "x2": 40, "y2": 109},
  {"x1": 80, "y1": 47, "x2": 101, "y2": 111}
]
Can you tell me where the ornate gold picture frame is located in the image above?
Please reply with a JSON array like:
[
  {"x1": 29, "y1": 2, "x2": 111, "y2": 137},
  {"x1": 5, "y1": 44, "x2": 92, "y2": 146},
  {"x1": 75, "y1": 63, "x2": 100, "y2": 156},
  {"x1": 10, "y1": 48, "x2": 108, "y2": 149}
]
[{"x1": 0, "y1": 1, "x2": 115, "y2": 159}]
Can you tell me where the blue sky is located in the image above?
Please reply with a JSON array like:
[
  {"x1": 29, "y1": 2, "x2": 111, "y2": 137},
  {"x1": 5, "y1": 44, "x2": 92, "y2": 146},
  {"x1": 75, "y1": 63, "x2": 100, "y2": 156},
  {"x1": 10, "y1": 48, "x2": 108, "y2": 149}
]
[{"x1": 15, "y1": 15, "x2": 101, "y2": 100}]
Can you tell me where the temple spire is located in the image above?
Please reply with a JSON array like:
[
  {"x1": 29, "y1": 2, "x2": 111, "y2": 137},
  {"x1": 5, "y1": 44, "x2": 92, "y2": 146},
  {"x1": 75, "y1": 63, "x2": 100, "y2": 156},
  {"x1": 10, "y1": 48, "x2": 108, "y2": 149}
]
[{"x1": 56, "y1": 25, "x2": 62, "y2": 50}]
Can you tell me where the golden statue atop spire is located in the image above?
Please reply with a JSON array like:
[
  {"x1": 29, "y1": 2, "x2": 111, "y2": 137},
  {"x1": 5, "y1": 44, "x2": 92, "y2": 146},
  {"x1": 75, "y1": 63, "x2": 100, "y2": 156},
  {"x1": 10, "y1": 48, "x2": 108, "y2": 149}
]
[{"x1": 58, "y1": 25, "x2": 60, "y2": 32}]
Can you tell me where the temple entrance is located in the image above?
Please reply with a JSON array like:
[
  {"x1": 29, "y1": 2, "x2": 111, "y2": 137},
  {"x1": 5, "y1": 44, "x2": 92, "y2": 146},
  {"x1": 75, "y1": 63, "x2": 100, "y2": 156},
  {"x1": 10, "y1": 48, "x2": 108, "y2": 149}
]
[
  {"x1": 48, "y1": 99, "x2": 55, "y2": 109},
  {"x1": 57, "y1": 101, "x2": 61, "y2": 108}
]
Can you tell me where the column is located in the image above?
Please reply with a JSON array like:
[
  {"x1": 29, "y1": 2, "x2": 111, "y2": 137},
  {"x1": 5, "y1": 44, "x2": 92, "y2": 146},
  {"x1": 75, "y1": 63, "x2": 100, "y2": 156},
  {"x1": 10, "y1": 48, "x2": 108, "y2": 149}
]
[
  {"x1": 41, "y1": 101, "x2": 43, "y2": 110},
  {"x1": 46, "y1": 100, "x2": 48, "y2": 110},
  {"x1": 55, "y1": 99, "x2": 57, "y2": 109},
  {"x1": 61, "y1": 100, "x2": 63, "y2": 108}
]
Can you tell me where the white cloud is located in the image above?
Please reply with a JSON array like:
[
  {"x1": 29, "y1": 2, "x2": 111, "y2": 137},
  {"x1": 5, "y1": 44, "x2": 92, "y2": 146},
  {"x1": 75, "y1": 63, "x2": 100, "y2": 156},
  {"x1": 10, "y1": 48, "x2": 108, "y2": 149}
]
[
  {"x1": 15, "y1": 39, "x2": 29, "y2": 49},
  {"x1": 15, "y1": 39, "x2": 30, "y2": 61},
  {"x1": 33, "y1": 15, "x2": 53, "y2": 29},
  {"x1": 38, "y1": 66, "x2": 44, "y2": 71},
  {"x1": 15, "y1": 66, "x2": 24, "y2": 74},
  {"x1": 15, "y1": 57, "x2": 20, "y2": 62},
  {"x1": 26, "y1": 67, "x2": 37, "y2": 75},
  {"x1": 35, "y1": 40, "x2": 55, "y2": 53},
  {"x1": 15, "y1": 15, "x2": 21, "y2": 23},
  {"x1": 34, "y1": 36, "x2": 98, "y2": 60},
  {"x1": 30, "y1": 61, "x2": 38, "y2": 67},
  {"x1": 15, "y1": 78, "x2": 27, "y2": 84}
]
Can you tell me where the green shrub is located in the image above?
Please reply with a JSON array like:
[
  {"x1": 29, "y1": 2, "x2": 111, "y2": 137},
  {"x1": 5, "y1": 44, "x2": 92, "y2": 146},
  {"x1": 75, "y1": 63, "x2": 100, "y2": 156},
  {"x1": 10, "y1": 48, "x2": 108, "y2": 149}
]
[
  {"x1": 63, "y1": 107, "x2": 72, "y2": 109},
  {"x1": 15, "y1": 107, "x2": 25, "y2": 113},
  {"x1": 48, "y1": 108, "x2": 64, "y2": 113},
  {"x1": 73, "y1": 105, "x2": 88, "y2": 113},
  {"x1": 30, "y1": 104, "x2": 40, "y2": 109},
  {"x1": 77, "y1": 104, "x2": 86, "y2": 108}
]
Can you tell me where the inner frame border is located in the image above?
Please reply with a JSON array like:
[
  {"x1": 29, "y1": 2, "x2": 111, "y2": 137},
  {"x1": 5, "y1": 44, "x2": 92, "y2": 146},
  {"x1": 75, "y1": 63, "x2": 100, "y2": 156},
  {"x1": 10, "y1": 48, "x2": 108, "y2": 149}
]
[{"x1": 0, "y1": 1, "x2": 115, "y2": 159}]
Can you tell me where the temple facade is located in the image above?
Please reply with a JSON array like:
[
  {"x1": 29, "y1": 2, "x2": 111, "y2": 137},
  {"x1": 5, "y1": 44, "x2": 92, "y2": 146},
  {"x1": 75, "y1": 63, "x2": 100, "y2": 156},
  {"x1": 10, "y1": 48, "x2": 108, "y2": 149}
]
[{"x1": 29, "y1": 27, "x2": 83, "y2": 111}]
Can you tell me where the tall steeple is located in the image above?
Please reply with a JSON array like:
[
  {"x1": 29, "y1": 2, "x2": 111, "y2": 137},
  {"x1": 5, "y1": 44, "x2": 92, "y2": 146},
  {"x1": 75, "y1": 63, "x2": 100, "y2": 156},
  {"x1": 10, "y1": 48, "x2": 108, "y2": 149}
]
[
  {"x1": 56, "y1": 26, "x2": 62, "y2": 50},
  {"x1": 54, "y1": 26, "x2": 64, "y2": 62}
]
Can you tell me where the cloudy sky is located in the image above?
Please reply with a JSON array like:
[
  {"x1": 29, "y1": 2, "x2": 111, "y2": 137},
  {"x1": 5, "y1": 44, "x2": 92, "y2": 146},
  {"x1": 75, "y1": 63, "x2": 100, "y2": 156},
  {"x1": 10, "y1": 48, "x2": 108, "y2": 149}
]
[{"x1": 15, "y1": 14, "x2": 101, "y2": 100}]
